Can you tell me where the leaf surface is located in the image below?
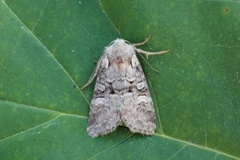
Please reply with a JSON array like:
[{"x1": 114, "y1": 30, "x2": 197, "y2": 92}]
[{"x1": 0, "y1": 0, "x2": 239, "y2": 159}]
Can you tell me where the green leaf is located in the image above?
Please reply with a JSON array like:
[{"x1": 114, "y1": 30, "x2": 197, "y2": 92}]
[{"x1": 0, "y1": 0, "x2": 239, "y2": 159}]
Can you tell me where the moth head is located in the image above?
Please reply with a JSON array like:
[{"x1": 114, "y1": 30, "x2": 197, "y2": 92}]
[
  {"x1": 105, "y1": 39, "x2": 135, "y2": 60},
  {"x1": 107, "y1": 39, "x2": 129, "y2": 47}
]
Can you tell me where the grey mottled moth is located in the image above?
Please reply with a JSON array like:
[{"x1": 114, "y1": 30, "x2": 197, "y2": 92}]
[{"x1": 82, "y1": 36, "x2": 169, "y2": 138}]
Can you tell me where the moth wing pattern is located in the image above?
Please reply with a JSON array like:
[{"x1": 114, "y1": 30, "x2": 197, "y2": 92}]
[
  {"x1": 85, "y1": 38, "x2": 168, "y2": 138},
  {"x1": 121, "y1": 53, "x2": 156, "y2": 135}
]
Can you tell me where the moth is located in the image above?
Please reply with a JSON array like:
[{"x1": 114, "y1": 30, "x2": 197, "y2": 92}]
[{"x1": 82, "y1": 36, "x2": 169, "y2": 138}]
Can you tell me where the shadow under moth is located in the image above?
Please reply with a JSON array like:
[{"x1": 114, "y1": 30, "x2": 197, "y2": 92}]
[{"x1": 82, "y1": 36, "x2": 169, "y2": 138}]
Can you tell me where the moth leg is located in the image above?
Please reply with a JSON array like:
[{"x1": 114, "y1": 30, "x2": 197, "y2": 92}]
[
  {"x1": 81, "y1": 56, "x2": 103, "y2": 89},
  {"x1": 132, "y1": 35, "x2": 151, "y2": 46},
  {"x1": 138, "y1": 54, "x2": 160, "y2": 74},
  {"x1": 136, "y1": 48, "x2": 170, "y2": 58},
  {"x1": 133, "y1": 36, "x2": 170, "y2": 58}
]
